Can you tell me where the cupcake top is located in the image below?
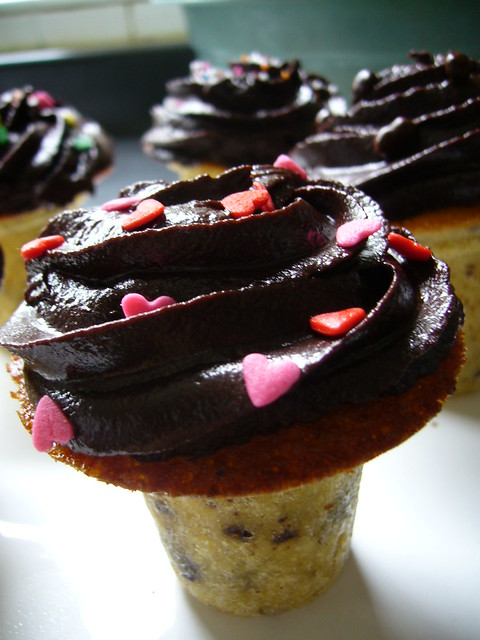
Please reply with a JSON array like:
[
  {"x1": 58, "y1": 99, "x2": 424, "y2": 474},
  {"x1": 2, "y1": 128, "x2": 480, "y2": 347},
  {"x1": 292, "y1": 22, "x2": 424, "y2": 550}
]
[
  {"x1": 0, "y1": 86, "x2": 114, "y2": 215},
  {"x1": 0, "y1": 160, "x2": 463, "y2": 494},
  {"x1": 142, "y1": 53, "x2": 345, "y2": 167},
  {"x1": 290, "y1": 50, "x2": 480, "y2": 218}
]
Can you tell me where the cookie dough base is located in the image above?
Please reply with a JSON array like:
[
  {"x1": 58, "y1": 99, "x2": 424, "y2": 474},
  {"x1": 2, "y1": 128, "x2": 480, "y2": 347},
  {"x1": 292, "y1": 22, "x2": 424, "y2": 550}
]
[
  {"x1": 401, "y1": 205, "x2": 480, "y2": 393},
  {"x1": 144, "y1": 466, "x2": 362, "y2": 615}
]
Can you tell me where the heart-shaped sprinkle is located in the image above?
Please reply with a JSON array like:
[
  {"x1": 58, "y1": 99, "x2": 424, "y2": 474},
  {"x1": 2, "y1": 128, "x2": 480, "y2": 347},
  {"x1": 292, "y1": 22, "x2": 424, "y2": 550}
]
[
  {"x1": 21, "y1": 235, "x2": 65, "y2": 261},
  {"x1": 101, "y1": 196, "x2": 143, "y2": 212},
  {"x1": 252, "y1": 182, "x2": 275, "y2": 212},
  {"x1": 388, "y1": 232, "x2": 432, "y2": 261},
  {"x1": 32, "y1": 395, "x2": 74, "y2": 452},
  {"x1": 242, "y1": 353, "x2": 301, "y2": 408},
  {"x1": 221, "y1": 185, "x2": 272, "y2": 218},
  {"x1": 274, "y1": 154, "x2": 307, "y2": 179},
  {"x1": 121, "y1": 293, "x2": 176, "y2": 318},
  {"x1": 30, "y1": 90, "x2": 56, "y2": 109},
  {"x1": 121, "y1": 198, "x2": 165, "y2": 231},
  {"x1": 310, "y1": 307, "x2": 366, "y2": 337},
  {"x1": 336, "y1": 218, "x2": 382, "y2": 248}
]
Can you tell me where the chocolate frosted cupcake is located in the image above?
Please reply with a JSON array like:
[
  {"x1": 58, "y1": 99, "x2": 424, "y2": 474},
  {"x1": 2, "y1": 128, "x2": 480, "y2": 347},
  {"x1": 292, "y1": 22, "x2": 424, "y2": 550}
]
[
  {"x1": 290, "y1": 50, "x2": 480, "y2": 392},
  {"x1": 0, "y1": 85, "x2": 113, "y2": 325},
  {"x1": 0, "y1": 163, "x2": 463, "y2": 615},
  {"x1": 142, "y1": 52, "x2": 345, "y2": 179}
]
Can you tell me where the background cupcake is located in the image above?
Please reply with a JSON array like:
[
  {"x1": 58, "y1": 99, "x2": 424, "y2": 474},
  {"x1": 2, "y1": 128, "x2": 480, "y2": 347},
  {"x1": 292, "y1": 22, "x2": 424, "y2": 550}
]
[
  {"x1": 290, "y1": 50, "x2": 480, "y2": 393},
  {"x1": 0, "y1": 85, "x2": 114, "y2": 325},
  {"x1": 142, "y1": 52, "x2": 345, "y2": 179}
]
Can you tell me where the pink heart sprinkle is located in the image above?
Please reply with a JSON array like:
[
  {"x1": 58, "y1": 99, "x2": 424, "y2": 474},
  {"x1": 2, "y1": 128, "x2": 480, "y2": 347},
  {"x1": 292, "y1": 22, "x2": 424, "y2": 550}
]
[
  {"x1": 274, "y1": 154, "x2": 307, "y2": 179},
  {"x1": 121, "y1": 293, "x2": 176, "y2": 318},
  {"x1": 32, "y1": 396, "x2": 74, "y2": 452},
  {"x1": 336, "y1": 218, "x2": 382, "y2": 248},
  {"x1": 242, "y1": 353, "x2": 301, "y2": 408},
  {"x1": 101, "y1": 196, "x2": 143, "y2": 212},
  {"x1": 31, "y1": 90, "x2": 56, "y2": 109}
]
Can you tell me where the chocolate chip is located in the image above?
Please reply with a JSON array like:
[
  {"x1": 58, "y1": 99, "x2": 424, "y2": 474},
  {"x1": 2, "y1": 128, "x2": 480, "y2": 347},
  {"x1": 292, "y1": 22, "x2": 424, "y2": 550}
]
[
  {"x1": 171, "y1": 549, "x2": 201, "y2": 582},
  {"x1": 351, "y1": 69, "x2": 377, "y2": 103},
  {"x1": 272, "y1": 527, "x2": 298, "y2": 544},
  {"x1": 223, "y1": 523, "x2": 254, "y2": 541},
  {"x1": 373, "y1": 117, "x2": 419, "y2": 160},
  {"x1": 445, "y1": 51, "x2": 473, "y2": 82}
]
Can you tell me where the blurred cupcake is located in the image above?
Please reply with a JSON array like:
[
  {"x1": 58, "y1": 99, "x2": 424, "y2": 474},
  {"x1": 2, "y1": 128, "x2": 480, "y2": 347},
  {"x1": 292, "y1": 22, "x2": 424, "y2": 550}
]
[
  {"x1": 0, "y1": 85, "x2": 114, "y2": 325},
  {"x1": 142, "y1": 52, "x2": 345, "y2": 179},
  {"x1": 290, "y1": 50, "x2": 480, "y2": 392}
]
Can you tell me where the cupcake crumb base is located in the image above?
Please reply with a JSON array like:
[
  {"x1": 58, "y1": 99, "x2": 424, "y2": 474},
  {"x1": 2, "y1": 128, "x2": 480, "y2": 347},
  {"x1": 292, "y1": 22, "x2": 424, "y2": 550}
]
[{"x1": 144, "y1": 466, "x2": 362, "y2": 616}]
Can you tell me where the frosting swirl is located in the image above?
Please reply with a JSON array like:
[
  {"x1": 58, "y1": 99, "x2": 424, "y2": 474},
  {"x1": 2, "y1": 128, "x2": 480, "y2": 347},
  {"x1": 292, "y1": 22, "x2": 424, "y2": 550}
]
[
  {"x1": 290, "y1": 51, "x2": 480, "y2": 218},
  {"x1": 0, "y1": 86, "x2": 113, "y2": 214},
  {"x1": 142, "y1": 53, "x2": 345, "y2": 167},
  {"x1": 0, "y1": 165, "x2": 462, "y2": 462}
]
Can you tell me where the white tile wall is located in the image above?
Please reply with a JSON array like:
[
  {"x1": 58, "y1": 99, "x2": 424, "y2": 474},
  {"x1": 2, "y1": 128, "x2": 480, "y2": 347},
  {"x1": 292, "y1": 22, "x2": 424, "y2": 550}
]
[{"x1": 0, "y1": 2, "x2": 188, "y2": 53}]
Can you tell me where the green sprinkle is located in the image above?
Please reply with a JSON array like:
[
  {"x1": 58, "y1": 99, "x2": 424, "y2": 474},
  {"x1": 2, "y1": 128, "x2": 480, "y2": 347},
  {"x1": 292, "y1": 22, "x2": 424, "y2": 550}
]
[
  {"x1": 72, "y1": 134, "x2": 94, "y2": 152},
  {"x1": 0, "y1": 125, "x2": 9, "y2": 146}
]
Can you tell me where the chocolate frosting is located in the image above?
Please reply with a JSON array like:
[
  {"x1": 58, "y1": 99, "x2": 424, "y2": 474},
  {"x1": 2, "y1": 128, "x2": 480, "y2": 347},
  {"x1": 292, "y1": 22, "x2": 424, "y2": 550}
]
[
  {"x1": 0, "y1": 86, "x2": 114, "y2": 214},
  {"x1": 0, "y1": 165, "x2": 463, "y2": 462},
  {"x1": 290, "y1": 51, "x2": 480, "y2": 218},
  {"x1": 142, "y1": 53, "x2": 345, "y2": 167}
]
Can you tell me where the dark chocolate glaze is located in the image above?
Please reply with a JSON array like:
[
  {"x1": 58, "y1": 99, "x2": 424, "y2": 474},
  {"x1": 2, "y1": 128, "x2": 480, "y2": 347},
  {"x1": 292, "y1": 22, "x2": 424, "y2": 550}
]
[
  {"x1": 0, "y1": 166, "x2": 463, "y2": 460},
  {"x1": 0, "y1": 86, "x2": 114, "y2": 214},
  {"x1": 142, "y1": 53, "x2": 345, "y2": 167},
  {"x1": 290, "y1": 51, "x2": 480, "y2": 218}
]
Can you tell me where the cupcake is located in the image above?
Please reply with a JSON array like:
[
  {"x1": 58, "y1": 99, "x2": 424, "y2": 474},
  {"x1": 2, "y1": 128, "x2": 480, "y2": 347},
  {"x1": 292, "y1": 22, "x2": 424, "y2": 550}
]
[
  {"x1": 142, "y1": 52, "x2": 345, "y2": 179},
  {"x1": 290, "y1": 50, "x2": 480, "y2": 392},
  {"x1": 0, "y1": 85, "x2": 114, "y2": 325},
  {"x1": 0, "y1": 163, "x2": 464, "y2": 615}
]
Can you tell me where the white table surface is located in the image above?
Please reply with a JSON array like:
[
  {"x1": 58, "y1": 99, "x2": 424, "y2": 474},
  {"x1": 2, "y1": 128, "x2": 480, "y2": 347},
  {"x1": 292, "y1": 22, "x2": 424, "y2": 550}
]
[{"x1": 1, "y1": 344, "x2": 479, "y2": 640}]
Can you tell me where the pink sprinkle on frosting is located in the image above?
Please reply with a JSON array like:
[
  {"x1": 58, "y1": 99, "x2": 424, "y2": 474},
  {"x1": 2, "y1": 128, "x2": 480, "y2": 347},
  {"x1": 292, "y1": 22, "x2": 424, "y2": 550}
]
[
  {"x1": 32, "y1": 395, "x2": 74, "y2": 452},
  {"x1": 242, "y1": 353, "x2": 301, "y2": 408},
  {"x1": 336, "y1": 218, "x2": 382, "y2": 248},
  {"x1": 121, "y1": 293, "x2": 176, "y2": 318},
  {"x1": 274, "y1": 154, "x2": 307, "y2": 180},
  {"x1": 100, "y1": 196, "x2": 143, "y2": 212}
]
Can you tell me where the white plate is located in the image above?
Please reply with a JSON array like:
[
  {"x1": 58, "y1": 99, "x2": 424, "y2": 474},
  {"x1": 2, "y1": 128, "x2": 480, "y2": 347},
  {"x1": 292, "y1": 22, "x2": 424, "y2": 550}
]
[{"x1": 1, "y1": 347, "x2": 479, "y2": 640}]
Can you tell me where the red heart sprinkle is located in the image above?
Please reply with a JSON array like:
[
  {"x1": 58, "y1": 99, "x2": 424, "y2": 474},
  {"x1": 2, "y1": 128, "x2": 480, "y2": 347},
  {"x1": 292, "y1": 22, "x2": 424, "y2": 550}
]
[
  {"x1": 221, "y1": 186, "x2": 272, "y2": 218},
  {"x1": 310, "y1": 307, "x2": 366, "y2": 337},
  {"x1": 101, "y1": 196, "x2": 143, "y2": 212},
  {"x1": 388, "y1": 232, "x2": 432, "y2": 261},
  {"x1": 121, "y1": 199, "x2": 165, "y2": 231},
  {"x1": 252, "y1": 182, "x2": 275, "y2": 211},
  {"x1": 336, "y1": 218, "x2": 382, "y2": 248},
  {"x1": 21, "y1": 235, "x2": 65, "y2": 261},
  {"x1": 32, "y1": 395, "x2": 74, "y2": 452}
]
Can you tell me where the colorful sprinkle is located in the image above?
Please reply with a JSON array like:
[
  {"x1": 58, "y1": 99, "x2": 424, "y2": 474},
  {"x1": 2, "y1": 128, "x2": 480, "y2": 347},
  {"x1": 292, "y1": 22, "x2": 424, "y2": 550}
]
[
  {"x1": 242, "y1": 353, "x2": 301, "y2": 408},
  {"x1": 252, "y1": 181, "x2": 274, "y2": 211},
  {"x1": 121, "y1": 199, "x2": 165, "y2": 231},
  {"x1": 274, "y1": 154, "x2": 307, "y2": 179},
  {"x1": 32, "y1": 395, "x2": 74, "y2": 452},
  {"x1": 62, "y1": 109, "x2": 79, "y2": 127},
  {"x1": 221, "y1": 185, "x2": 273, "y2": 218},
  {"x1": 30, "y1": 90, "x2": 56, "y2": 109},
  {"x1": 121, "y1": 293, "x2": 176, "y2": 318},
  {"x1": 21, "y1": 235, "x2": 65, "y2": 261},
  {"x1": 336, "y1": 218, "x2": 382, "y2": 249},
  {"x1": 310, "y1": 308, "x2": 366, "y2": 337},
  {"x1": 388, "y1": 232, "x2": 432, "y2": 261},
  {"x1": 101, "y1": 196, "x2": 143, "y2": 212},
  {"x1": 0, "y1": 124, "x2": 9, "y2": 146},
  {"x1": 72, "y1": 134, "x2": 94, "y2": 152}
]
